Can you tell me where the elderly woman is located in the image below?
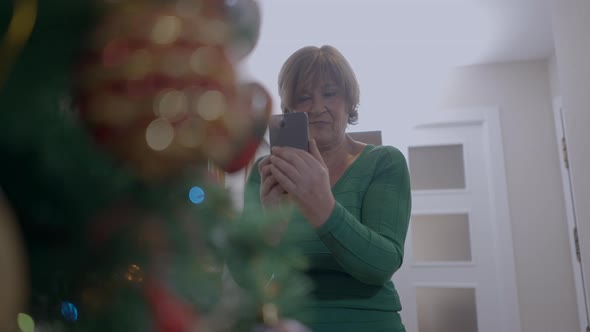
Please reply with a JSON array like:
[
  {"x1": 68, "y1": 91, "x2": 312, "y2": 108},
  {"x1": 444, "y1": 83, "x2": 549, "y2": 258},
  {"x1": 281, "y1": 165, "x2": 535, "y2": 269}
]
[{"x1": 245, "y1": 45, "x2": 411, "y2": 332}]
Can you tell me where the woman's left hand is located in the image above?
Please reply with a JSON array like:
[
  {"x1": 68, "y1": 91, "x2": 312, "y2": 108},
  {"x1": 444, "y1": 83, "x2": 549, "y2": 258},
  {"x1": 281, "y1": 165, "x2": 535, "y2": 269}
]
[{"x1": 269, "y1": 140, "x2": 335, "y2": 228}]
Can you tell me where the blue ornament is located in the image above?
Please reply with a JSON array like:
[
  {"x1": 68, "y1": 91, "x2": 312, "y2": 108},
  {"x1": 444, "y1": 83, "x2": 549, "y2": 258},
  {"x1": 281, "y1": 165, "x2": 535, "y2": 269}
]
[
  {"x1": 189, "y1": 186, "x2": 205, "y2": 204},
  {"x1": 61, "y1": 301, "x2": 78, "y2": 322}
]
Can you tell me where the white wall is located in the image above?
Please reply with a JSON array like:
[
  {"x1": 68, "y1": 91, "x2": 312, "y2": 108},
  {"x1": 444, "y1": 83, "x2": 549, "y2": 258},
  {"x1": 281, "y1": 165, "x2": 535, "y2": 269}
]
[
  {"x1": 548, "y1": 53, "x2": 561, "y2": 99},
  {"x1": 439, "y1": 60, "x2": 579, "y2": 332},
  {"x1": 551, "y1": 1, "x2": 590, "y2": 327}
]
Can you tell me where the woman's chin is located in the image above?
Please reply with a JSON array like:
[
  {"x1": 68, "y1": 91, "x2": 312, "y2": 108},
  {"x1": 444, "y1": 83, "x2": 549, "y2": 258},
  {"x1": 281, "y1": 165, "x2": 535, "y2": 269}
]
[
  {"x1": 309, "y1": 129, "x2": 329, "y2": 141},
  {"x1": 312, "y1": 137, "x2": 333, "y2": 150}
]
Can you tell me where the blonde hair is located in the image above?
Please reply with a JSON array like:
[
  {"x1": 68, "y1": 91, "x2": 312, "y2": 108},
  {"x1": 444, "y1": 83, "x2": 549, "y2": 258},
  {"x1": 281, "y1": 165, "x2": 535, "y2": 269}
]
[{"x1": 277, "y1": 45, "x2": 360, "y2": 125}]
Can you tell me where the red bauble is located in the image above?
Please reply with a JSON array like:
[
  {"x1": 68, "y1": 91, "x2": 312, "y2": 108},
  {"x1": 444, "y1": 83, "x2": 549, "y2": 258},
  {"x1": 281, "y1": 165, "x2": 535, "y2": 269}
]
[
  {"x1": 74, "y1": 1, "x2": 271, "y2": 180},
  {"x1": 144, "y1": 279, "x2": 198, "y2": 332}
]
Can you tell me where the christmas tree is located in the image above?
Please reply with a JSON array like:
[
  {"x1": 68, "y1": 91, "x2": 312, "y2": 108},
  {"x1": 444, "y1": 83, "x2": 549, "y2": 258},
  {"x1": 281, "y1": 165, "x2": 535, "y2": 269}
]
[{"x1": 0, "y1": 1, "x2": 310, "y2": 331}]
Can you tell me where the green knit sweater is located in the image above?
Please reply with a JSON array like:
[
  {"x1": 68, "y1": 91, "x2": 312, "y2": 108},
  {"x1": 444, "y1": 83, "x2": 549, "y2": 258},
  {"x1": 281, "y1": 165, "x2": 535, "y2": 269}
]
[{"x1": 242, "y1": 144, "x2": 411, "y2": 332}]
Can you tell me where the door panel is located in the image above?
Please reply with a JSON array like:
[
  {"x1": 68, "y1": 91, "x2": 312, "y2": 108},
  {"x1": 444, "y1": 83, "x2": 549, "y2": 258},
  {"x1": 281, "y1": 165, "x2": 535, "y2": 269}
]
[{"x1": 393, "y1": 109, "x2": 520, "y2": 332}]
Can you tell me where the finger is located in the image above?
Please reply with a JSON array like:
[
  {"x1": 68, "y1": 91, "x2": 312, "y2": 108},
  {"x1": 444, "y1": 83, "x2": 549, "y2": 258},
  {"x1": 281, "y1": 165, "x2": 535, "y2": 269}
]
[
  {"x1": 270, "y1": 154, "x2": 302, "y2": 185},
  {"x1": 275, "y1": 145, "x2": 322, "y2": 170},
  {"x1": 272, "y1": 146, "x2": 311, "y2": 169},
  {"x1": 261, "y1": 172, "x2": 280, "y2": 195},
  {"x1": 271, "y1": 164, "x2": 297, "y2": 194},
  {"x1": 258, "y1": 156, "x2": 272, "y2": 173},
  {"x1": 260, "y1": 163, "x2": 273, "y2": 179},
  {"x1": 264, "y1": 172, "x2": 288, "y2": 195},
  {"x1": 268, "y1": 182, "x2": 287, "y2": 196}
]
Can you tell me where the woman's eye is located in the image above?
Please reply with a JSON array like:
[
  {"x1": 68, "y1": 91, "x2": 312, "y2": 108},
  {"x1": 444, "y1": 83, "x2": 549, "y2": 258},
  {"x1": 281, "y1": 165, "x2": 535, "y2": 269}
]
[
  {"x1": 296, "y1": 96, "x2": 311, "y2": 106},
  {"x1": 323, "y1": 91, "x2": 337, "y2": 98}
]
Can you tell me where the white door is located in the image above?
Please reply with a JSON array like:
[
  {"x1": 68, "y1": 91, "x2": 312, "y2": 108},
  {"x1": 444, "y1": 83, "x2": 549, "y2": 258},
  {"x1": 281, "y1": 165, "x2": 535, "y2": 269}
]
[{"x1": 393, "y1": 108, "x2": 521, "y2": 332}]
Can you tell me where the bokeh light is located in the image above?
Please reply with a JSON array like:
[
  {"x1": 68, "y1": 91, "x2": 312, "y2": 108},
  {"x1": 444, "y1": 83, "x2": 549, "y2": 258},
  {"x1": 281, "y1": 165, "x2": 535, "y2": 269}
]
[
  {"x1": 196, "y1": 90, "x2": 227, "y2": 121},
  {"x1": 155, "y1": 89, "x2": 188, "y2": 120},
  {"x1": 190, "y1": 46, "x2": 219, "y2": 76},
  {"x1": 124, "y1": 264, "x2": 144, "y2": 283},
  {"x1": 17, "y1": 313, "x2": 34, "y2": 332},
  {"x1": 60, "y1": 301, "x2": 79, "y2": 322},
  {"x1": 145, "y1": 118, "x2": 175, "y2": 151},
  {"x1": 189, "y1": 186, "x2": 205, "y2": 204},
  {"x1": 151, "y1": 15, "x2": 182, "y2": 45}
]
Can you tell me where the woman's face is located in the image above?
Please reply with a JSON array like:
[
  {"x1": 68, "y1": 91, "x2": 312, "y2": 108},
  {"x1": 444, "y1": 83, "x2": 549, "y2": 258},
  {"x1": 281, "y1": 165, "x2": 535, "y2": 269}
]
[{"x1": 291, "y1": 80, "x2": 349, "y2": 150}]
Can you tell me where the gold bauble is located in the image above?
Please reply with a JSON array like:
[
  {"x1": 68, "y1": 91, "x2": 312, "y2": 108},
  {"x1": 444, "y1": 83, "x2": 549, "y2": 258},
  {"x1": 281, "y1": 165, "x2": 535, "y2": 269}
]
[{"x1": 0, "y1": 193, "x2": 28, "y2": 332}]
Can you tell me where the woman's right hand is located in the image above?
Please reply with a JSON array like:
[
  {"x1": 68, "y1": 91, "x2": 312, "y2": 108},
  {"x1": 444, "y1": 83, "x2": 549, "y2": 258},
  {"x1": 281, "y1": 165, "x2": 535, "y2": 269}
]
[
  {"x1": 259, "y1": 156, "x2": 288, "y2": 210},
  {"x1": 259, "y1": 156, "x2": 291, "y2": 245}
]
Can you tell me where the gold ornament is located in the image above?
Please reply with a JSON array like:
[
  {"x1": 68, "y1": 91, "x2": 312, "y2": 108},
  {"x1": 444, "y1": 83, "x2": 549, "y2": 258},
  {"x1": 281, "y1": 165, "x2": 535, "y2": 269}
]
[
  {"x1": 124, "y1": 264, "x2": 145, "y2": 283},
  {"x1": 261, "y1": 303, "x2": 279, "y2": 326},
  {"x1": 75, "y1": 0, "x2": 271, "y2": 180},
  {"x1": 0, "y1": 0, "x2": 37, "y2": 88},
  {"x1": 0, "y1": 193, "x2": 28, "y2": 332}
]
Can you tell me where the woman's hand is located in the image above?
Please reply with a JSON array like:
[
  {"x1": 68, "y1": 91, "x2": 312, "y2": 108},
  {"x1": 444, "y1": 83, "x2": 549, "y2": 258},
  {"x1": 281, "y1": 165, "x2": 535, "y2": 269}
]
[
  {"x1": 269, "y1": 140, "x2": 335, "y2": 228},
  {"x1": 259, "y1": 156, "x2": 288, "y2": 210},
  {"x1": 258, "y1": 156, "x2": 291, "y2": 245}
]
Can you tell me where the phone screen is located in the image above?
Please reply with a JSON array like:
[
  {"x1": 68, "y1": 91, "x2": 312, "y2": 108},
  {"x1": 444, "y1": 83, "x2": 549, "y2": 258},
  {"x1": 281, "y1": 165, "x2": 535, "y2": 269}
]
[{"x1": 269, "y1": 112, "x2": 309, "y2": 152}]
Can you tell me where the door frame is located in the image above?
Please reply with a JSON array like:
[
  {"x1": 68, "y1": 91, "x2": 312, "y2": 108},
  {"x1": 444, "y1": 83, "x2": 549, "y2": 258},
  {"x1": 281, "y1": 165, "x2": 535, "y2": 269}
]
[
  {"x1": 552, "y1": 97, "x2": 590, "y2": 332},
  {"x1": 409, "y1": 107, "x2": 521, "y2": 332}
]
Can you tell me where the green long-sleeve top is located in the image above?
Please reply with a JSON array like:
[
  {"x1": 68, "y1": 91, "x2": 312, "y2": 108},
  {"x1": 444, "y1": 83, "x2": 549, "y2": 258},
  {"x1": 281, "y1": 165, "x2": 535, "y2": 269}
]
[{"x1": 241, "y1": 144, "x2": 411, "y2": 331}]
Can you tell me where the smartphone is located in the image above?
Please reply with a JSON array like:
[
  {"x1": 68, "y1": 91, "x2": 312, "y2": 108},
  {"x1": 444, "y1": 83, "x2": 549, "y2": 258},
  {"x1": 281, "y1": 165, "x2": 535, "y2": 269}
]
[{"x1": 269, "y1": 112, "x2": 309, "y2": 152}]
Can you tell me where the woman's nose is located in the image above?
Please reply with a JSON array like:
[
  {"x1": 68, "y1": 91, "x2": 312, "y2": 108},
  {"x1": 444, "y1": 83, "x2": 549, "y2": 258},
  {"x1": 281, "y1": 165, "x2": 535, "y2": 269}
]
[{"x1": 309, "y1": 98, "x2": 325, "y2": 114}]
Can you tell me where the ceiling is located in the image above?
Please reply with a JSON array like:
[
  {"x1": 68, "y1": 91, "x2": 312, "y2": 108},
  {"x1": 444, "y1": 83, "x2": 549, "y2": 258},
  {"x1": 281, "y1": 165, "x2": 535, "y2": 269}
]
[{"x1": 254, "y1": 0, "x2": 555, "y2": 66}]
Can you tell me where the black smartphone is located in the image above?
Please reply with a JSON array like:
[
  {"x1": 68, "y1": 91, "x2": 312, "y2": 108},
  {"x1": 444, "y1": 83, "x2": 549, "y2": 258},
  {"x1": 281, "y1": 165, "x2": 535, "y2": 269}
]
[{"x1": 269, "y1": 112, "x2": 309, "y2": 152}]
